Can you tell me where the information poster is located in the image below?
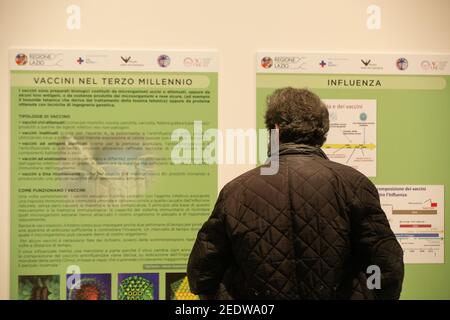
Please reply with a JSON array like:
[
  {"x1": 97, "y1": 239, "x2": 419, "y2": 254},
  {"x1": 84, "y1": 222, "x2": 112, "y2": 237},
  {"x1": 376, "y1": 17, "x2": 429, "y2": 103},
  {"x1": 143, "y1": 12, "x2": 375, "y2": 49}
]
[
  {"x1": 378, "y1": 185, "x2": 444, "y2": 263},
  {"x1": 256, "y1": 52, "x2": 449, "y2": 267},
  {"x1": 10, "y1": 49, "x2": 218, "y2": 300}
]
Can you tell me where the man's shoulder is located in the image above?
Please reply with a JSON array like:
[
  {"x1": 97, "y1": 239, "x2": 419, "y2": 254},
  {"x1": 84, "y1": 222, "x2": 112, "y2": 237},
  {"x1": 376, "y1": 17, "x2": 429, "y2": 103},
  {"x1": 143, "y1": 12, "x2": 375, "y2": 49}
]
[
  {"x1": 218, "y1": 157, "x2": 376, "y2": 201},
  {"x1": 320, "y1": 158, "x2": 366, "y2": 179},
  {"x1": 221, "y1": 166, "x2": 263, "y2": 196},
  {"x1": 315, "y1": 158, "x2": 377, "y2": 194},
  {"x1": 287, "y1": 155, "x2": 375, "y2": 192}
]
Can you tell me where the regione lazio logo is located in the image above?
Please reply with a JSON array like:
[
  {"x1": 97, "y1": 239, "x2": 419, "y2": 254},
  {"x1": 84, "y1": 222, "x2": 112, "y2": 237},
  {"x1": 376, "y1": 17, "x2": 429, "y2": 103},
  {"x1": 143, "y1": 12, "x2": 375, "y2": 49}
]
[
  {"x1": 396, "y1": 58, "x2": 408, "y2": 71},
  {"x1": 270, "y1": 56, "x2": 306, "y2": 70},
  {"x1": 26, "y1": 53, "x2": 63, "y2": 67},
  {"x1": 157, "y1": 55, "x2": 171, "y2": 68},
  {"x1": 261, "y1": 57, "x2": 273, "y2": 69},
  {"x1": 15, "y1": 53, "x2": 28, "y2": 65}
]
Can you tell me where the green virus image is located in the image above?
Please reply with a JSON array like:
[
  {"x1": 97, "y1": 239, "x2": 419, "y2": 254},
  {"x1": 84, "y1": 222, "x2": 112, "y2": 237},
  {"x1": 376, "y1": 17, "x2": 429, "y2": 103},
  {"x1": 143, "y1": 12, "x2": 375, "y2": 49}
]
[
  {"x1": 118, "y1": 275, "x2": 154, "y2": 300},
  {"x1": 170, "y1": 276, "x2": 199, "y2": 300},
  {"x1": 18, "y1": 275, "x2": 60, "y2": 300}
]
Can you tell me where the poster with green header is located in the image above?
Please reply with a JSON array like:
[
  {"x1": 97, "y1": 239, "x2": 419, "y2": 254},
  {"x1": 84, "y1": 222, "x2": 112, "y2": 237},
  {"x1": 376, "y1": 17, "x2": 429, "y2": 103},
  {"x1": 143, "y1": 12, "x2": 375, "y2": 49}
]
[
  {"x1": 10, "y1": 49, "x2": 218, "y2": 300},
  {"x1": 256, "y1": 52, "x2": 449, "y2": 299}
]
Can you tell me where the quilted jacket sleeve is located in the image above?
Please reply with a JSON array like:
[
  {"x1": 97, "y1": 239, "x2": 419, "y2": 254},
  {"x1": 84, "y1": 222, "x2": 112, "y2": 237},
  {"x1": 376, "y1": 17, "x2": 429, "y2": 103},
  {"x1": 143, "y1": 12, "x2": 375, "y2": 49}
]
[
  {"x1": 351, "y1": 177, "x2": 405, "y2": 300},
  {"x1": 187, "y1": 190, "x2": 231, "y2": 297}
]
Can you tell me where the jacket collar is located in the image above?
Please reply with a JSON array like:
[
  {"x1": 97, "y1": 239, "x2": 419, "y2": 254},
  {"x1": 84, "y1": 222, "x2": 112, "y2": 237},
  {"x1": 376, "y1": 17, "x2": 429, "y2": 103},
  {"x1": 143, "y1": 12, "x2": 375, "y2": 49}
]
[{"x1": 270, "y1": 142, "x2": 329, "y2": 160}]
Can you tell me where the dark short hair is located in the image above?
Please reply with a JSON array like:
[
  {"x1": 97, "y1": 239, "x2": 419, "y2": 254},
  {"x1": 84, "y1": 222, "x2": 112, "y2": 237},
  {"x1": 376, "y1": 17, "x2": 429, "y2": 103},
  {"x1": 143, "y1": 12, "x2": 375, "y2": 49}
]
[{"x1": 264, "y1": 87, "x2": 329, "y2": 146}]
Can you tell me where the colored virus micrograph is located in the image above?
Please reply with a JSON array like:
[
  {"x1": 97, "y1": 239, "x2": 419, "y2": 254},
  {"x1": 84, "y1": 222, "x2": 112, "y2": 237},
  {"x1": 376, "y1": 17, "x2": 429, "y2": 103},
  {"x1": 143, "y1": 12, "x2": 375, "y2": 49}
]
[
  {"x1": 68, "y1": 278, "x2": 109, "y2": 300},
  {"x1": 118, "y1": 275, "x2": 154, "y2": 300},
  {"x1": 18, "y1": 275, "x2": 60, "y2": 300},
  {"x1": 170, "y1": 276, "x2": 199, "y2": 300}
]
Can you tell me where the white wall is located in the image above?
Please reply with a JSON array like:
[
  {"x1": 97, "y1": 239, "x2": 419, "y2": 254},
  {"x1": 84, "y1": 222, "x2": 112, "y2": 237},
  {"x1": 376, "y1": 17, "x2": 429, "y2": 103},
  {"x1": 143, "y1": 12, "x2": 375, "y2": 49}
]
[{"x1": 1, "y1": 0, "x2": 449, "y2": 299}]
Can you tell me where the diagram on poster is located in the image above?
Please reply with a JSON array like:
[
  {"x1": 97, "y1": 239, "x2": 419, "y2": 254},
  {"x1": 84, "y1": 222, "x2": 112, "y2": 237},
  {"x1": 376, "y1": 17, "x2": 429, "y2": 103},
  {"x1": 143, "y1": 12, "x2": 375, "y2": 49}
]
[
  {"x1": 377, "y1": 185, "x2": 445, "y2": 264},
  {"x1": 322, "y1": 99, "x2": 376, "y2": 177}
]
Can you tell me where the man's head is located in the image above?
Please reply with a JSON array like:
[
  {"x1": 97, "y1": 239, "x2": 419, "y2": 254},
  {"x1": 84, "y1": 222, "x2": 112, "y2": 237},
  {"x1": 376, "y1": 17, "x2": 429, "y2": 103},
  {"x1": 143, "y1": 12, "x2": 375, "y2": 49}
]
[{"x1": 265, "y1": 87, "x2": 329, "y2": 147}]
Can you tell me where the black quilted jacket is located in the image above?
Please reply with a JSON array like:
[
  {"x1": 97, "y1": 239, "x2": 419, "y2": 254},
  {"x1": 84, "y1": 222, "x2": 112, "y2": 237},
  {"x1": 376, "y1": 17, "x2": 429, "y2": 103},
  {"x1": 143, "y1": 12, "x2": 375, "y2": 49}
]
[{"x1": 187, "y1": 143, "x2": 404, "y2": 299}]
